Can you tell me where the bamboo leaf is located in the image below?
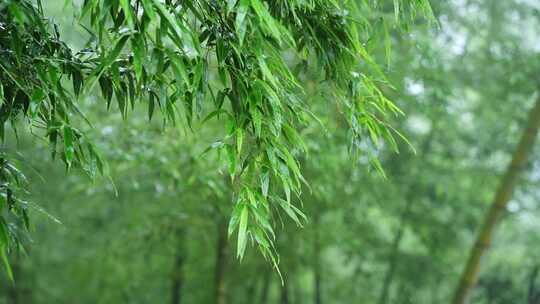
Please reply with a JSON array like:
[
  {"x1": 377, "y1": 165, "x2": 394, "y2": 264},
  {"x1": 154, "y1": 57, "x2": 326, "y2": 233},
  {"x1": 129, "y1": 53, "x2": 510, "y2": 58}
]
[{"x1": 237, "y1": 205, "x2": 249, "y2": 259}]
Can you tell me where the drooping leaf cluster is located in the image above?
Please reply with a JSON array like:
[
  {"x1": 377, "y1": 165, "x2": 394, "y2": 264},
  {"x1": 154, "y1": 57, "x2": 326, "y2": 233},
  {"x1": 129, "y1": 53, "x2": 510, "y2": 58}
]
[
  {"x1": 79, "y1": 0, "x2": 433, "y2": 263},
  {"x1": 0, "y1": 0, "x2": 433, "y2": 272},
  {"x1": 0, "y1": 0, "x2": 107, "y2": 277}
]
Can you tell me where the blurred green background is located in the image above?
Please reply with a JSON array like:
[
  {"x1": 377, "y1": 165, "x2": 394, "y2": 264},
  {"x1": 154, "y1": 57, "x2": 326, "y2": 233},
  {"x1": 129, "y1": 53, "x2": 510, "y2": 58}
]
[{"x1": 2, "y1": 0, "x2": 540, "y2": 303}]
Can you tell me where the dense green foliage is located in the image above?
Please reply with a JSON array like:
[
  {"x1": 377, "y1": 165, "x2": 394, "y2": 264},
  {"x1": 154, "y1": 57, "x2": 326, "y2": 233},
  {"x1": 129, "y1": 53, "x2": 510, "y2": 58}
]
[
  {"x1": 1, "y1": 0, "x2": 540, "y2": 303},
  {"x1": 0, "y1": 0, "x2": 433, "y2": 269}
]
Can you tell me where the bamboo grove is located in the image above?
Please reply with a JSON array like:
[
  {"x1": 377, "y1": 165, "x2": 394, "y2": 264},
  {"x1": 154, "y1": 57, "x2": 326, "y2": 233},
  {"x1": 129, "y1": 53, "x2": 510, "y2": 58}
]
[{"x1": 2, "y1": 0, "x2": 540, "y2": 303}]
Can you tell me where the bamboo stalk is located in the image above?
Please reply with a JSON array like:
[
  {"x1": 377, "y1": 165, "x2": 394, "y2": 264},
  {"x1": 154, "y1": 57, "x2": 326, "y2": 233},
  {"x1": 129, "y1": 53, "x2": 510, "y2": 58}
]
[{"x1": 452, "y1": 95, "x2": 540, "y2": 304}]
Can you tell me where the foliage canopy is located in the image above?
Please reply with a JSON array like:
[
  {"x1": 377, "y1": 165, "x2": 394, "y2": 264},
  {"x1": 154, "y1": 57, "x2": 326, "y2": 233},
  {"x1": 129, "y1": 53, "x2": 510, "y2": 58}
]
[{"x1": 0, "y1": 0, "x2": 434, "y2": 274}]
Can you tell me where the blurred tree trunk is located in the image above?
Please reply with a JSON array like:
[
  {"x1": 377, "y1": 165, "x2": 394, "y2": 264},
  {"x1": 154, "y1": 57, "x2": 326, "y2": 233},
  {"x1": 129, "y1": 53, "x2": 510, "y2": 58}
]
[
  {"x1": 280, "y1": 278, "x2": 289, "y2": 304},
  {"x1": 214, "y1": 219, "x2": 228, "y2": 304},
  {"x1": 6, "y1": 278, "x2": 18, "y2": 304},
  {"x1": 5, "y1": 255, "x2": 22, "y2": 304},
  {"x1": 528, "y1": 265, "x2": 540, "y2": 304},
  {"x1": 452, "y1": 96, "x2": 540, "y2": 304},
  {"x1": 6, "y1": 283, "x2": 18, "y2": 304},
  {"x1": 259, "y1": 271, "x2": 271, "y2": 304},
  {"x1": 246, "y1": 279, "x2": 257, "y2": 302},
  {"x1": 377, "y1": 120, "x2": 437, "y2": 304},
  {"x1": 377, "y1": 199, "x2": 412, "y2": 304},
  {"x1": 171, "y1": 229, "x2": 184, "y2": 304},
  {"x1": 313, "y1": 213, "x2": 322, "y2": 304}
]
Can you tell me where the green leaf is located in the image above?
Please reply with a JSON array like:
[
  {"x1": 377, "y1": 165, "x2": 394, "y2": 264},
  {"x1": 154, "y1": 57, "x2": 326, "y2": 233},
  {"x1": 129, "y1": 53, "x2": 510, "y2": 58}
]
[
  {"x1": 261, "y1": 172, "x2": 270, "y2": 198},
  {"x1": 250, "y1": 0, "x2": 282, "y2": 43},
  {"x1": 227, "y1": 0, "x2": 239, "y2": 13},
  {"x1": 63, "y1": 126, "x2": 74, "y2": 168},
  {"x1": 85, "y1": 35, "x2": 130, "y2": 94},
  {"x1": 0, "y1": 218, "x2": 12, "y2": 281},
  {"x1": 119, "y1": 0, "x2": 134, "y2": 26},
  {"x1": 225, "y1": 144, "x2": 236, "y2": 177},
  {"x1": 276, "y1": 198, "x2": 305, "y2": 227},
  {"x1": 257, "y1": 55, "x2": 279, "y2": 89},
  {"x1": 235, "y1": 0, "x2": 250, "y2": 45},
  {"x1": 394, "y1": 0, "x2": 400, "y2": 22},
  {"x1": 0, "y1": 246, "x2": 12, "y2": 282},
  {"x1": 202, "y1": 109, "x2": 231, "y2": 124},
  {"x1": 152, "y1": 0, "x2": 200, "y2": 57},
  {"x1": 236, "y1": 128, "x2": 244, "y2": 153},
  {"x1": 148, "y1": 92, "x2": 155, "y2": 121},
  {"x1": 237, "y1": 205, "x2": 249, "y2": 259},
  {"x1": 140, "y1": 0, "x2": 156, "y2": 20},
  {"x1": 250, "y1": 107, "x2": 262, "y2": 138},
  {"x1": 167, "y1": 50, "x2": 191, "y2": 88},
  {"x1": 132, "y1": 36, "x2": 145, "y2": 81},
  {"x1": 383, "y1": 18, "x2": 392, "y2": 68},
  {"x1": 228, "y1": 204, "x2": 243, "y2": 237},
  {"x1": 0, "y1": 218, "x2": 9, "y2": 248},
  {"x1": 72, "y1": 69, "x2": 83, "y2": 97}
]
